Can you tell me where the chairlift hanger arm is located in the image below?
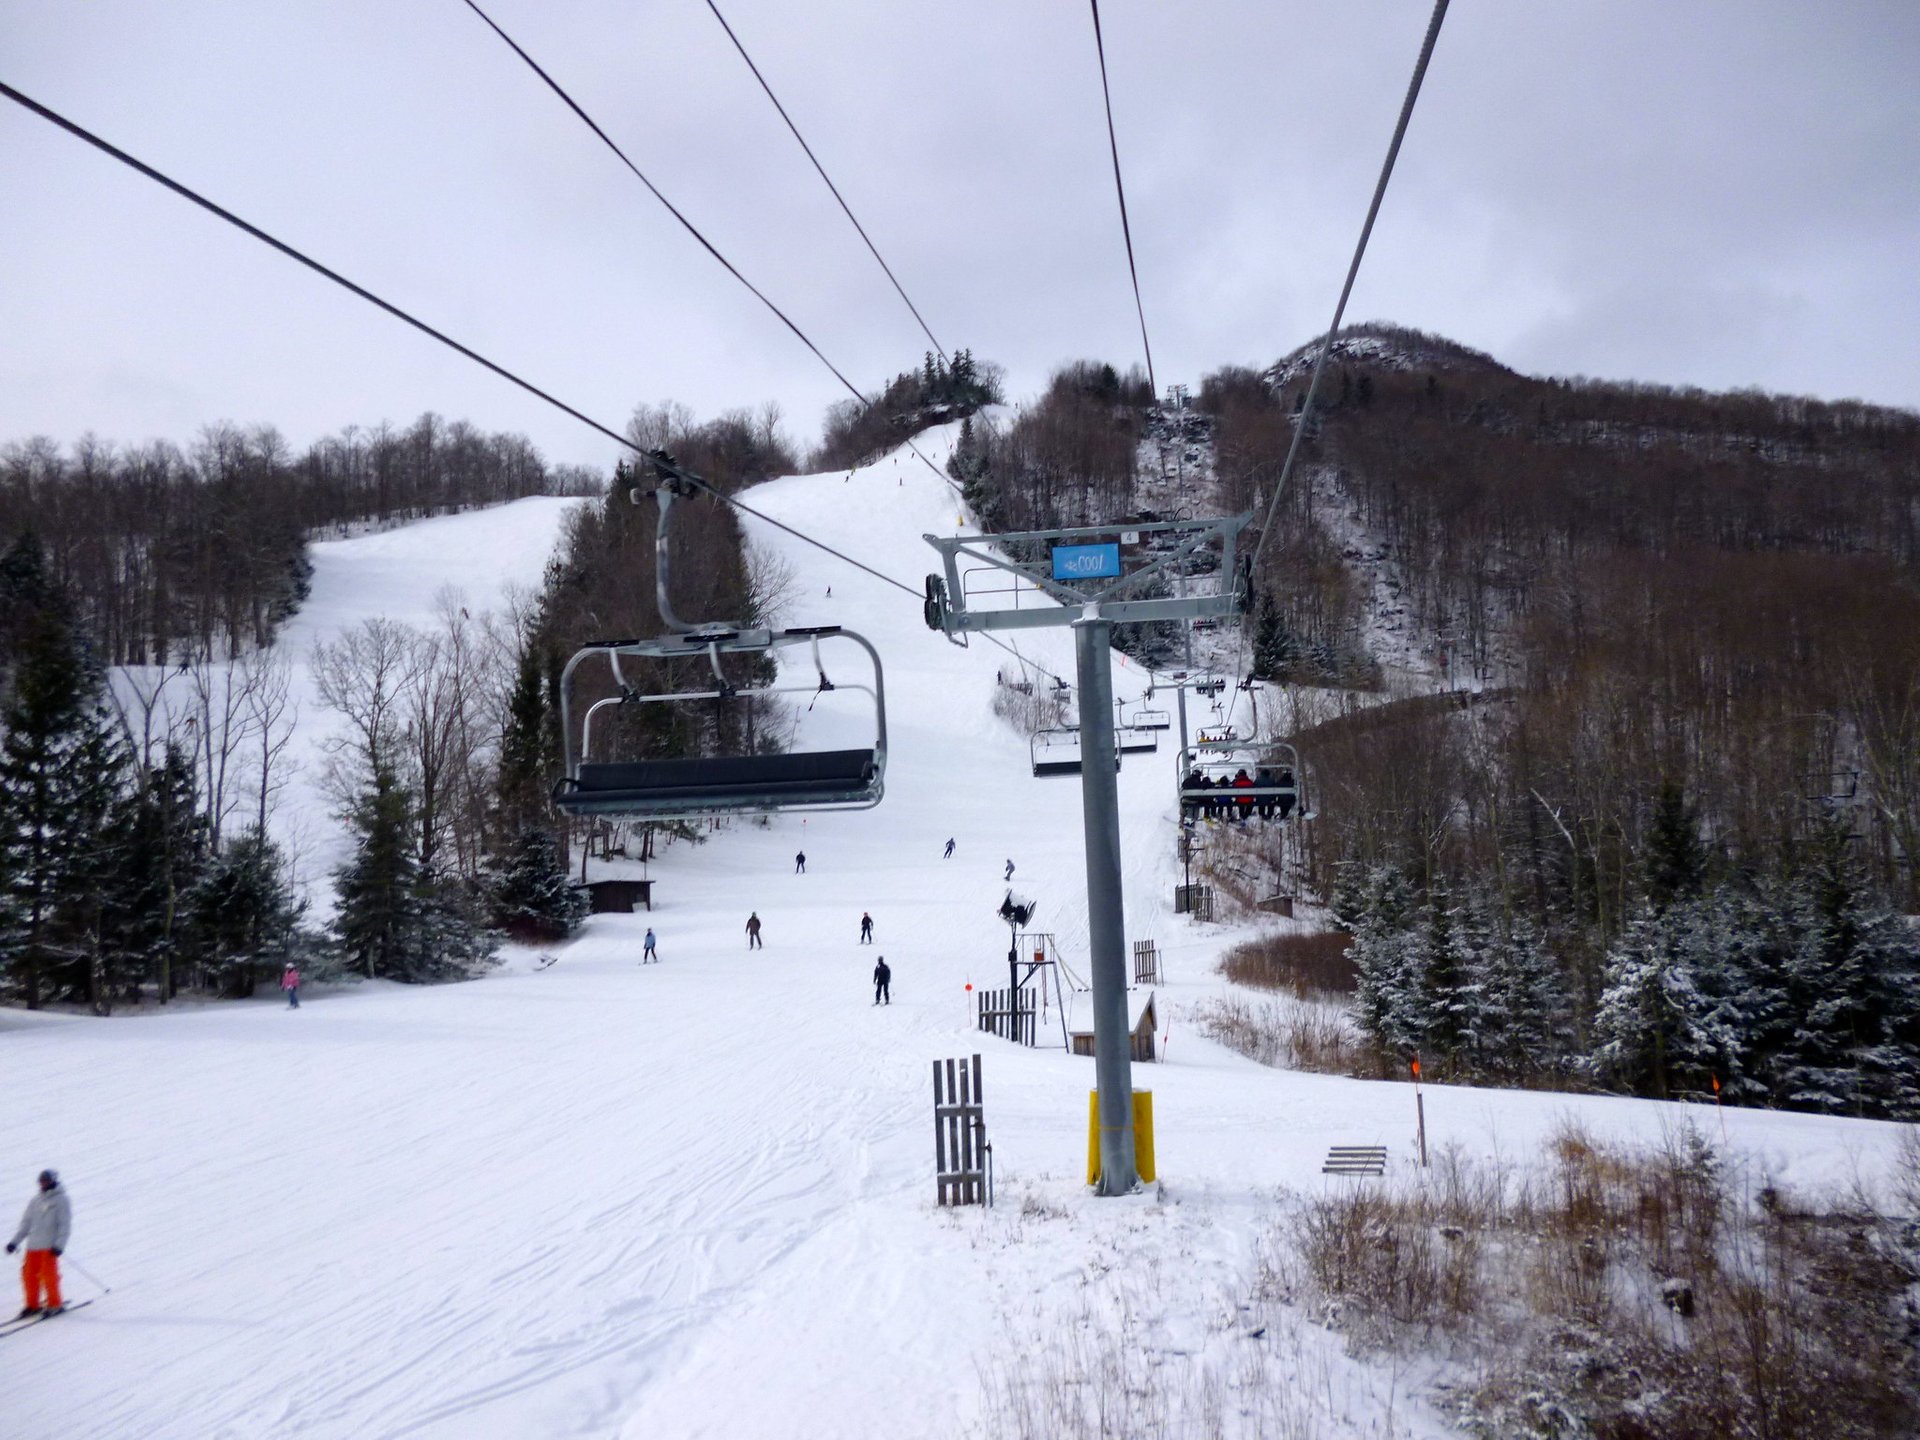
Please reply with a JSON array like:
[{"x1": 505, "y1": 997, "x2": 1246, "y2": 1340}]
[
  {"x1": 1079, "y1": 522, "x2": 1244, "y2": 607},
  {"x1": 923, "y1": 519, "x2": 1250, "y2": 634}
]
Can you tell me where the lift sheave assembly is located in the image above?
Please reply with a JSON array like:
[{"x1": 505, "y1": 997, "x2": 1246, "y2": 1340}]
[{"x1": 552, "y1": 454, "x2": 887, "y2": 822}]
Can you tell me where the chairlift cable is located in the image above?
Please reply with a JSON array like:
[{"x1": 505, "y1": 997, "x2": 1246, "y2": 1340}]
[
  {"x1": 461, "y1": 1, "x2": 965, "y2": 499},
  {"x1": 1087, "y1": 0, "x2": 1156, "y2": 398},
  {"x1": 0, "y1": 78, "x2": 638, "y2": 458},
  {"x1": 703, "y1": 0, "x2": 946, "y2": 362},
  {"x1": 0, "y1": 79, "x2": 1061, "y2": 690},
  {"x1": 1225, "y1": 0, "x2": 1450, "y2": 705}
]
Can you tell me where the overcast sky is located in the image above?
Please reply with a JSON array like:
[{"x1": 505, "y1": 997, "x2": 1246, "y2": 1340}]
[{"x1": 4, "y1": 2, "x2": 1917, "y2": 472}]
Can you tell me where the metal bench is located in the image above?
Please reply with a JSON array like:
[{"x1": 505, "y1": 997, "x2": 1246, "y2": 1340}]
[{"x1": 1322, "y1": 1145, "x2": 1388, "y2": 1177}]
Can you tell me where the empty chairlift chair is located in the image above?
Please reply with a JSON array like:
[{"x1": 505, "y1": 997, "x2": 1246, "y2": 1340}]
[
  {"x1": 1029, "y1": 727, "x2": 1122, "y2": 778},
  {"x1": 551, "y1": 452, "x2": 888, "y2": 822},
  {"x1": 552, "y1": 628, "x2": 886, "y2": 820}
]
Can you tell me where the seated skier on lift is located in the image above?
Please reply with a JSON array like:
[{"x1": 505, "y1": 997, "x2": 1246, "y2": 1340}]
[
  {"x1": 1255, "y1": 767, "x2": 1278, "y2": 821},
  {"x1": 1231, "y1": 768, "x2": 1255, "y2": 821}
]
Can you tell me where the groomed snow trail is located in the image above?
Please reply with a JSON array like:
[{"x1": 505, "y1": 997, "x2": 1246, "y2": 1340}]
[{"x1": 4, "y1": 444, "x2": 1909, "y2": 1440}]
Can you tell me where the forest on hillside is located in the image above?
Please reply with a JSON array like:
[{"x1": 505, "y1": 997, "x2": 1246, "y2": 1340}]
[
  {"x1": 0, "y1": 411, "x2": 603, "y2": 1012},
  {"x1": 814, "y1": 349, "x2": 1001, "y2": 472},
  {"x1": 1206, "y1": 326, "x2": 1920, "y2": 1116},
  {"x1": 0, "y1": 413, "x2": 602, "y2": 669}
]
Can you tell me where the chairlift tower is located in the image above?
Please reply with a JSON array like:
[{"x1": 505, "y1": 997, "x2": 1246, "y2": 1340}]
[{"x1": 925, "y1": 514, "x2": 1249, "y2": 1195}]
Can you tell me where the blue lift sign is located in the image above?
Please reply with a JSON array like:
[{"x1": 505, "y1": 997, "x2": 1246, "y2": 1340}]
[{"x1": 1051, "y1": 542, "x2": 1121, "y2": 582}]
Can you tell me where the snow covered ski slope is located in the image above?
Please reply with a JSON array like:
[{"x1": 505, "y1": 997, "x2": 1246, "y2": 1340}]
[{"x1": 3, "y1": 435, "x2": 1910, "y2": 1440}]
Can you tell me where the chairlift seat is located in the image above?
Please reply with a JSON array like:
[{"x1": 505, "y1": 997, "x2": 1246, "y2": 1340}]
[
  {"x1": 556, "y1": 749, "x2": 880, "y2": 818},
  {"x1": 1030, "y1": 726, "x2": 1122, "y2": 778},
  {"x1": 1177, "y1": 739, "x2": 1306, "y2": 822}
]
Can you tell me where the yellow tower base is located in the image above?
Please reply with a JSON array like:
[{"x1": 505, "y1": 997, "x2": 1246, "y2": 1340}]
[{"x1": 1087, "y1": 1090, "x2": 1156, "y2": 1186}]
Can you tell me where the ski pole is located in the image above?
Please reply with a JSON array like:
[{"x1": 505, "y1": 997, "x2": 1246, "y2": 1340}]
[{"x1": 62, "y1": 1256, "x2": 111, "y2": 1294}]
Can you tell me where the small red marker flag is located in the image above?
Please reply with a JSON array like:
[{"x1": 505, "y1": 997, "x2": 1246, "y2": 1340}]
[{"x1": 1410, "y1": 1054, "x2": 1421, "y2": 1080}]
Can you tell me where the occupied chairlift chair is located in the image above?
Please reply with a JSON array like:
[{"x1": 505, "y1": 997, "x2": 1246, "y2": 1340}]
[
  {"x1": 1178, "y1": 739, "x2": 1310, "y2": 823},
  {"x1": 552, "y1": 454, "x2": 888, "y2": 821}
]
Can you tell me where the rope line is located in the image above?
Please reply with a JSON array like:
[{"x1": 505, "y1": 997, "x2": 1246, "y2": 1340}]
[
  {"x1": 703, "y1": 0, "x2": 946, "y2": 361},
  {"x1": 1087, "y1": 0, "x2": 1156, "y2": 399}
]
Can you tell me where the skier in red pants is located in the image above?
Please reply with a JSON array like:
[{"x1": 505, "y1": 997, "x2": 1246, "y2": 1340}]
[{"x1": 7, "y1": 1169, "x2": 72, "y2": 1318}]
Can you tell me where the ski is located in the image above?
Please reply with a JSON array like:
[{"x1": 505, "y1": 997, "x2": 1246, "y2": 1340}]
[{"x1": 0, "y1": 1298, "x2": 94, "y2": 1337}]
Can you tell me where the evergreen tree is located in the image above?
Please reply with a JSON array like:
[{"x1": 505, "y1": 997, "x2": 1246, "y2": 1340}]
[
  {"x1": 1644, "y1": 780, "x2": 1706, "y2": 911},
  {"x1": 1328, "y1": 862, "x2": 1369, "y2": 932},
  {"x1": 1250, "y1": 596, "x2": 1300, "y2": 683},
  {"x1": 1775, "y1": 822, "x2": 1920, "y2": 1116},
  {"x1": 192, "y1": 826, "x2": 305, "y2": 996},
  {"x1": 948, "y1": 415, "x2": 995, "y2": 525},
  {"x1": 408, "y1": 878, "x2": 499, "y2": 980},
  {"x1": 1350, "y1": 865, "x2": 1425, "y2": 1058},
  {"x1": 106, "y1": 740, "x2": 211, "y2": 1002},
  {"x1": 1706, "y1": 882, "x2": 1796, "y2": 1105},
  {"x1": 1468, "y1": 902, "x2": 1563, "y2": 1079},
  {"x1": 1419, "y1": 889, "x2": 1466, "y2": 1067},
  {"x1": 491, "y1": 826, "x2": 588, "y2": 940},
  {"x1": 0, "y1": 531, "x2": 60, "y2": 699},
  {"x1": 495, "y1": 643, "x2": 551, "y2": 841},
  {"x1": 333, "y1": 763, "x2": 422, "y2": 980},
  {"x1": 1592, "y1": 899, "x2": 1737, "y2": 1099},
  {"x1": 334, "y1": 764, "x2": 497, "y2": 982},
  {"x1": 0, "y1": 606, "x2": 129, "y2": 1009}
]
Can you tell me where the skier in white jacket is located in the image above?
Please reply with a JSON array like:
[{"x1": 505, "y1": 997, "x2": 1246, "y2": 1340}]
[{"x1": 7, "y1": 1169, "x2": 72, "y2": 1318}]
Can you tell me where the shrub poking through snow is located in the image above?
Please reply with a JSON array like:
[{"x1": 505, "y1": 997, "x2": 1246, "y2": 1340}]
[{"x1": 1287, "y1": 1121, "x2": 1920, "y2": 1439}]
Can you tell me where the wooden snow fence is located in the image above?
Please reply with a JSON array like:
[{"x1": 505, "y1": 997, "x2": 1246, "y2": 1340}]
[
  {"x1": 1174, "y1": 884, "x2": 1213, "y2": 920},
  {"x1": 1322, "y1": 1145, "x2": 1388, "y2": 1177},
  {"x1": 977, "y1": 986, "x2": 1036, "y2": 1046},
  {"x1": 933, "y1": 1054, "x2": 992, "y2": 1207},
  {"x1": 1132, "y1": 939, "x2": 1160, "y2": 984}
]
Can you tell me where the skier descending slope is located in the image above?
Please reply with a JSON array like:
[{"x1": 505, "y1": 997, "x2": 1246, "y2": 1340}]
[
  {"x1": 873, "y1": 957, "x2": 891, "y2": 1006},
  {"x1": 7, "y1": 1169, "x2": 71, "y2": 1318}
]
